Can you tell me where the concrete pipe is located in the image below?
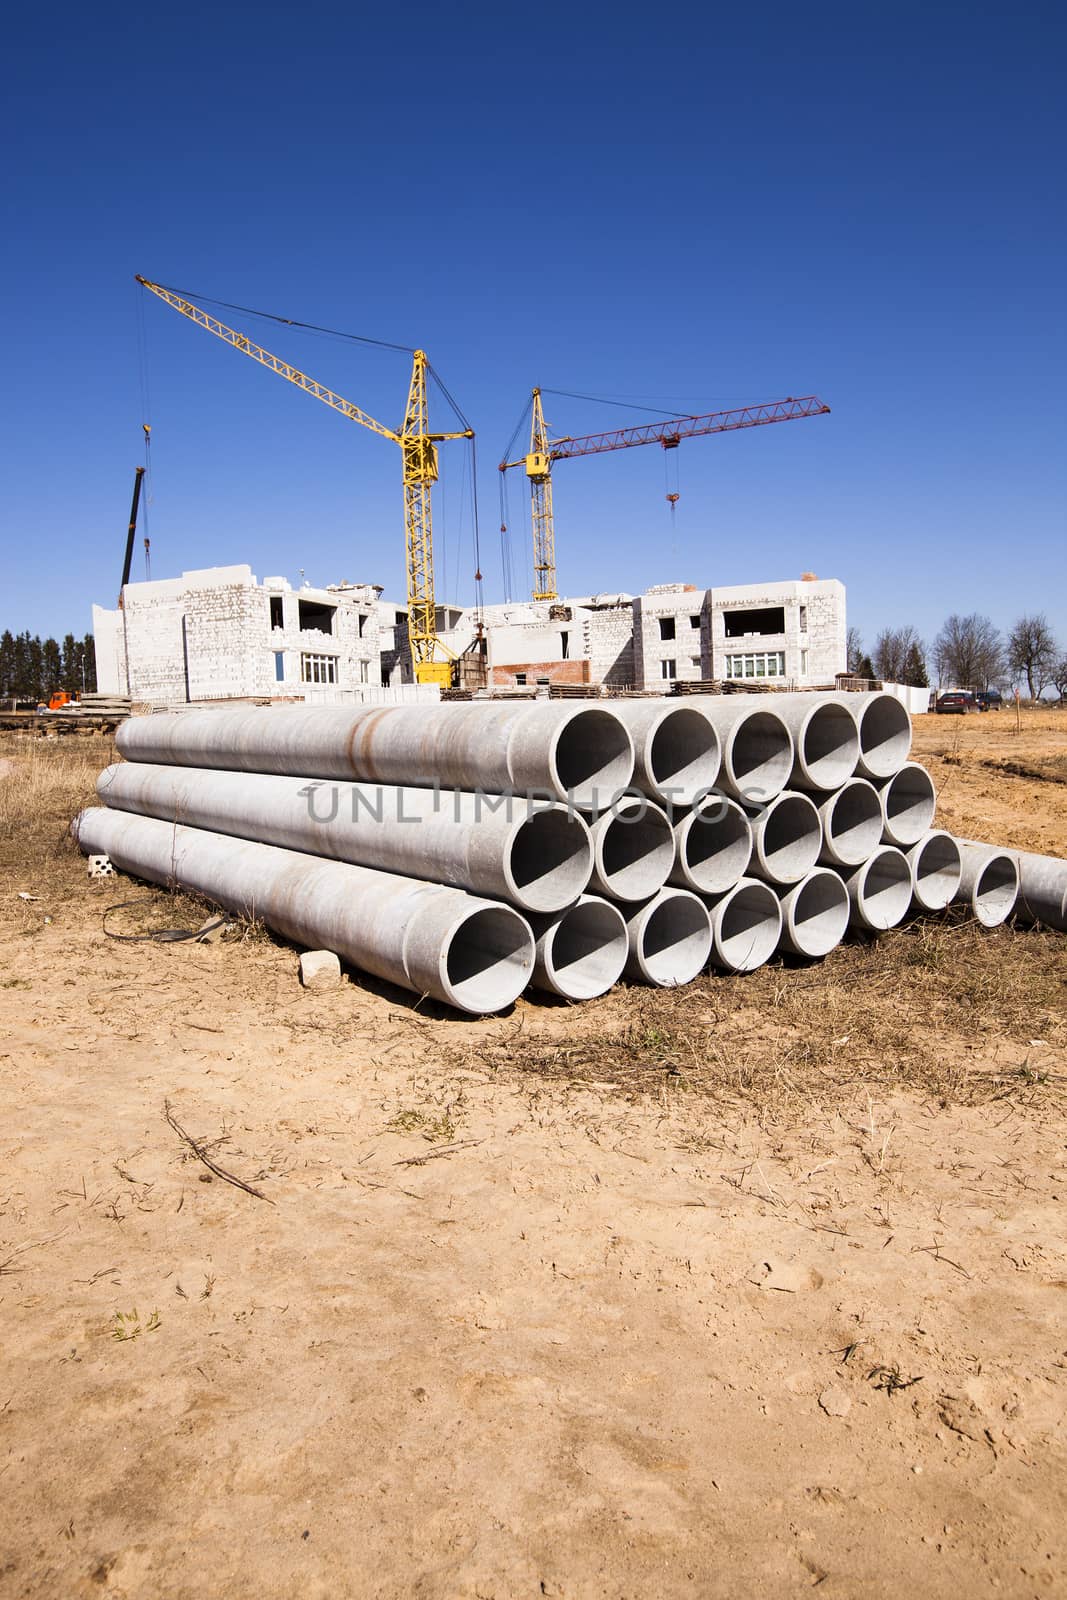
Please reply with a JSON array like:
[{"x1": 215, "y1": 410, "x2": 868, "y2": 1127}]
[
  {"x1": 587, "y1": 798, "x2": 676, "y2": 903},
  {"x1": 952, "y1": 840, "x2": 1019, "y2": 928},
  {"x1": 777, "y1": 869, "x2": 850, "y2": 959},
  {"x1": 73, "y1": 808, "x2": 534, "y2": 1016},
  {"x1": 689, "y1": 701, "x2": 795, "y2": 804},
  {"x1": 876, "y1": 761, "x2": 937, "y2": 847},
  {"x1": 817, "y1": 778, "x2": 885, "y2": 867},
  {"x1": 670, "y1": 795, "x2": 753, "y2": 896},
  {"x1": 905, "y1": 831, "x2": 962, "y2": 912},
  {"x1": 97, "y1": 762, "x2": 591, "y2": 916},
  {"x1": 849, "y1": 693, "x2": 913, "y2": 780},
  {"x1": 528, "y1": 895, "x2": 629, "y2": 1001},
  {"x1": 745, "y1": 790, "x2": 823, "y2": 886},
  {"x1": 707, "y1": 877, "x2": 783, "y2": 973},
  {"x1": 703, "y1": 693, "x2": 859, "y2": 792},
  {"x1": 839, "y1": 846, "x2": 914, "y2": 932},
  {"x1": 623, "y1": 887, "x2": 712, "y2": 986},
  {"x1": 117, "y1": 700, "x2": 635, "y2": 810},
  {"x1": 1006, "y1": 849, "x2": 1067, "y2": 932},
  {"x1": 605, "y1": 700, "x2": 720, "y2": 806}
]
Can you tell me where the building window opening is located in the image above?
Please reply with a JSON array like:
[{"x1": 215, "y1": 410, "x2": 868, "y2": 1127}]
[
  {"x1": 359, "y1": 660, "x2": 370, "y2": 684},
  {"x1": 269, "y1": 596, "x2": 284, "y2": 629},
  {"x1": 724, "y1": 652, "x2": 786, "y2": 679},
  {"x1": 560, "y1": 632, "x2": 570, "y2": 659},
  {"x1": 799, "y1": 606, "x2": 808, "y2": 632},
  {"x1": 273, "y1": 651, "x2": 285, "y2": 683},
  {"x1": 690, "y1": 614, "x2": 701, "y2": 629},
  {"x1": 723, "y1": 606, "x2": 786, "y2": 639},
  {"x1": 660, "y1": 659, "x2": 677, "y2": 681},
  {"x1": 301, "y1": 652, "x2": 338, "y2": 685},
  {"x1": 357, "y1": 611, "x2": 367, "y2": 637},
  {"x1": 659, "y1": 616, "x2": 676, "y2": 641},
  {"x1": 515, "y1": 673, "x2": 527, "y2": 686},
  {"x1": 298, "y1": 598, "x2": 336, "y2": 635}
]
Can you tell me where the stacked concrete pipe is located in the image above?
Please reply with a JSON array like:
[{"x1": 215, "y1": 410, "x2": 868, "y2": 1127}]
[
  {"x1": 74, "y1": 808, "x2": 534, "y2": 1015},
  {"x1": 74, "y1": 691, "x2": 1062, "y2": 1013},
  {"x1": 117, "y1": 699, "x2": 636, "y2": 810}
]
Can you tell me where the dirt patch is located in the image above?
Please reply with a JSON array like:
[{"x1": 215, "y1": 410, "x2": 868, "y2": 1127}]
[{"x1": 0, "y1": 721, "x2": 1065, "y2": 1598}]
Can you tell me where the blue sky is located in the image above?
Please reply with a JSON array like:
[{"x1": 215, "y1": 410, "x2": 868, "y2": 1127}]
[{"x1": 2, "y1": 0, "x2": 1064, "y2": 655}]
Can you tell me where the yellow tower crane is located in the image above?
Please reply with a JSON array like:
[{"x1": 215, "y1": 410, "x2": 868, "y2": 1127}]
[{"x1": 136, "y1": 276, "x2": 473, "y2": 686}]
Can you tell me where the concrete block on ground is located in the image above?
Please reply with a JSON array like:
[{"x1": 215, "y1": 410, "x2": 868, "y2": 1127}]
[
  {"x1": 88, "y1": 854, "x2": 115, "y2": 879},
  {"x1": 299, "y1": 949, "x2": 342, "y2": 990}
]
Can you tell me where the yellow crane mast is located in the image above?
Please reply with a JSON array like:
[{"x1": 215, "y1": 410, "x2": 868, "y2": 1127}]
[
  {"x1": 136, "y1": 276, "x2": 472, "y2": 685},
  {"x1": 525, "y1": 388, "x2": 557, "y2": 602}
]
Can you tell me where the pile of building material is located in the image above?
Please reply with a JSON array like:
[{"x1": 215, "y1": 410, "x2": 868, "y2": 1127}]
[{"x1": 73, "y1": 693, "x2": 1065, "y2": 1016}]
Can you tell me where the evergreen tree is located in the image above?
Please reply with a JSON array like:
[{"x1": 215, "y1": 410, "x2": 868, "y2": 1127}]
[
  {"x1": 856, "y1": 653, "x2": 876, "y2": 682},
  {"x1": 61, "y1": 632, "x2": 77, "y2": 688},
  {"x1": 82, "y1": 632, "x2": 97, "y2": 691},
  {"x1": 902, "y1": 641, "x2": 928, "y2": 687},
  {"x1": 41, "y1": 637, "x2": 63, "y2": 696},
  {"x1": 0, "y1": 630, "x2": 14, "y2": 696}
]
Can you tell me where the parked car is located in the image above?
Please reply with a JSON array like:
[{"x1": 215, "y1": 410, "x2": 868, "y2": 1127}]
[
  {"x1": 935, "y1": 691, "x2": 977, "y2": 714},
  {"x1": 974, "y1": 690, "x2": 1003, "y2": 711}
]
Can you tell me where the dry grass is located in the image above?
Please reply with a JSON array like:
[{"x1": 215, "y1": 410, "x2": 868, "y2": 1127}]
[
  {"x1": 0, "y1": 732, "x2": 115, "y2": 890},
  {"x1": 458, "y1": 918, "x2": 1066, "y2": 1115},
  {"x1": 0, "y1": 731, "x2": 217, "y2": 933}
]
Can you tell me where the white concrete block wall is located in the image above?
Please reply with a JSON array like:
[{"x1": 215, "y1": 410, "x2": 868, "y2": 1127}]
[
  {"x1": 96, "y1": 565, "x2": 382, "y2": 706},
  {"x1": 709, "y1": 579, "x2": 845, "y2": 685},
  {"x1": 633, "y1": 587, "x2": 709, "y2": 690}
]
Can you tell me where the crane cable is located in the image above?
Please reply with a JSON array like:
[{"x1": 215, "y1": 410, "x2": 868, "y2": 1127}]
[{"x1": 145, "y1": 281, "x2": 415, "y2": 355}]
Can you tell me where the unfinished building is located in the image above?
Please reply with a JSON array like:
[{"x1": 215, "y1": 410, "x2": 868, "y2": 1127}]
[
  {"x1": 380, "y1": 577, "x2": 846, "y2": 692},
  {"x1": 93, "y1": 566, "x2": 382, "y2": 706}
]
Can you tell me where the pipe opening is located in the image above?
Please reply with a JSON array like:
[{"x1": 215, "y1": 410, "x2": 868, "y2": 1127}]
[
  {"x1": 676, "y1": 799, "x2": 752, "y2": 894},
  {"x1": 971, "y1": 855, "x2": 1019, "y2": 928},
  {"x1": 854, "y1": 850, "x2": 912, "y2": 930},
  {"x1": 713, "y1": 881, "x2": 781, "y2": 972},
  {"x1": 824, "y1": 780, "x2": 883, "y2": 865},
  {"x1": 726, "y1": 711, "x2": 793, "y2": 803},
  {"x1": 445, "y1": 907, "x2": 534, "y2": 1012},
  {"x1": 798, "y1": 704, "x2": 859, "y2": 789},
  {"x1": 785, "y1": 871, "x2": 849, "y2": 958},
  {"x1": 542, "y1": 900, "x2": 628, "y2": 1000},
  {"x1": 507, "y1": 810, "x2": 593, "y2": 913},
  {"x1": 554, "y1": 710, "x2": 634, "y2": 808},
  {"x1": 881, "y1": 764, "x2": 936, "y2": 847},
  {"x1": 597, "y1": 802, "x2": 675, "y2": 901},
  {"x1": 638, "y1": 895, "x2": 712, "y2": 985},
  {"x1": 857, "y1": 695, "x2": 912, "y2": 779},
  {"x1": 910, "y1": 834, "x2": 961, "y2": 910},
  {"x1": 647, "y1": 708, "x2": 721, "y2": 804},
  {"x1": 757, "y1": 794, "x2": 822, "y2": 884}
]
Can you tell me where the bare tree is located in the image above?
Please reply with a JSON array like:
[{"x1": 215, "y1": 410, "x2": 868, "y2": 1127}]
[
  {"x1": 1052, "y1": 653, "x2": 1067, "y2": 702},
  {"x1": 845, "y1": 626, "x2": 864, "y2": 674},
  {"x1": 873, "y1": 625, "x2": 923, "y2": 683},
  {"x1": 931, "y1": 614, "x2": 1003, "y2": 690},
  {"x1": 1006, "y1": 614, "x2": 1059, "y2": 700}
]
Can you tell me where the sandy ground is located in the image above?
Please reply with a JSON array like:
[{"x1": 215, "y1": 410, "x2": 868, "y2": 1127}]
[{"x1": 0, "y1": 710, "x2": 1065, "y2": 1598}]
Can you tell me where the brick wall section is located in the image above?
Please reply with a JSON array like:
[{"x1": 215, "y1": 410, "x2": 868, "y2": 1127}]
[{"x1": 490, "y1": 660, "x2": 590, "y2": 688}]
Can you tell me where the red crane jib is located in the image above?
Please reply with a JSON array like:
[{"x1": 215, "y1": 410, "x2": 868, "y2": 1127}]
[{"x1": 545, "y1": 396, "x2": 830, "y2": 460}]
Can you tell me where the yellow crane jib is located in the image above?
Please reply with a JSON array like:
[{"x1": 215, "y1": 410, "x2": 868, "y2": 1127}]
[{"x1": 135, "y1": 277, "x2": 472, "y2": 685}]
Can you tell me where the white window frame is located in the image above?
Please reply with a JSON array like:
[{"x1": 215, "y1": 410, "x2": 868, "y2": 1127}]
[
  {"x1": 725, "y1": 651, "x2": 786, "y2": 679},
  {"x1": 660, "y1": 658, "x2": 677, "y2": 681},
  {"x1": 301, "y1": 652, "x2": 338, "y2": 686}
]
